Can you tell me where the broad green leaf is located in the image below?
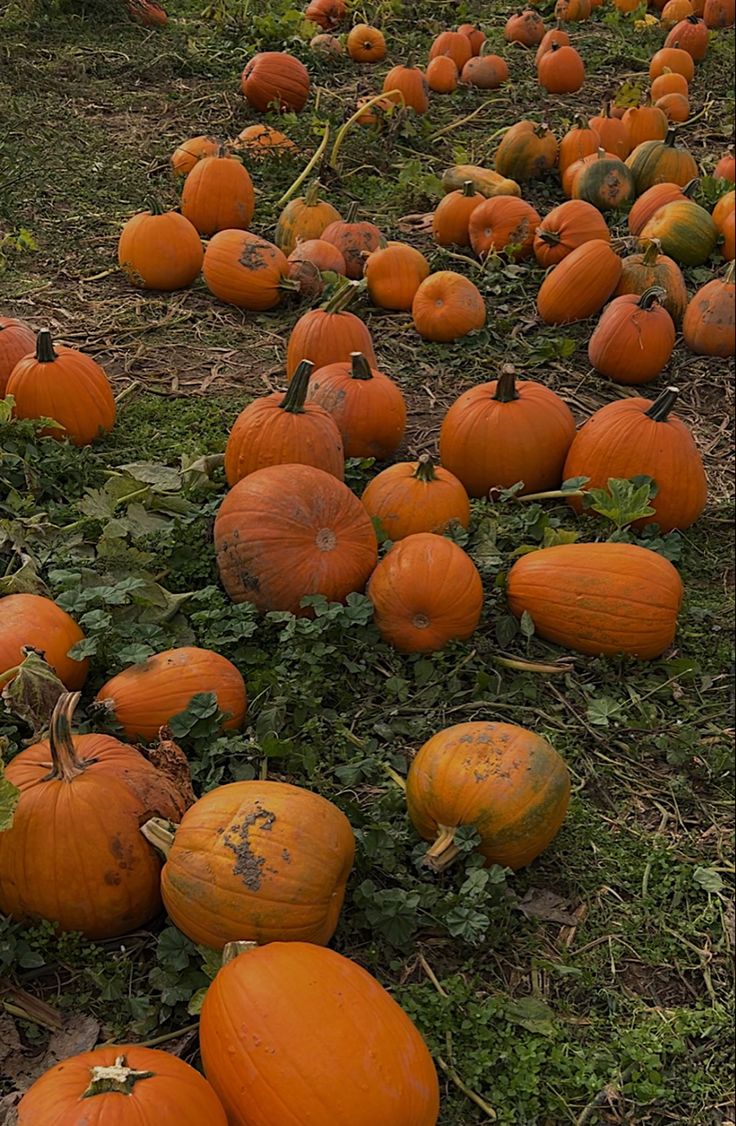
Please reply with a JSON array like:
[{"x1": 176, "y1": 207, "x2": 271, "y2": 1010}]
[
  {"x1": 504, "y1": 996, "x2": 556, "y2": 1037},
  {"x1": 0, "y1": 747, "x2": 20, "y2": 832}
]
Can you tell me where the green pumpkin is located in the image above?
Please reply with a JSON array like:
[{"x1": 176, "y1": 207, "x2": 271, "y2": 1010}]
[
  {"x1": 626, "y1": 128, "x2": 699, "y2": 194},
  {"x1": 640, "y1": 200, "x2": 718, "y2": 267},
  {"x1": 572, "y1": 150, "x2": 636, "y2": 211}
]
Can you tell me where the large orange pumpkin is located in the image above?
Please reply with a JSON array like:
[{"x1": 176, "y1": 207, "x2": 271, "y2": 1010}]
[
  {"x1": 199, "y1": 942, "x2": 440, "y2": 1126},
  {"x1": 361, "y1": 456, "x2": 471, "y2": 541},
  {"x1": 307, "y1": 351, "x2": 406, "y2": 460},
  {"x1": 382, "y1": 62, "x2": 430, "y2": 114},
  {"x1": 507, "y1": 542, "x2": 684, "y2": 658},
  {"x1": 240, "y1": 52, "x2": 310, "y2": 112},
  {"x1": 533, "y1": 199, "x2": 610, "y2": 267},
  {"x1": 0, "y1": 316, "x2": 35, "y2": 397},
  {"x1": 504, "y1": 9, "x2": 546, "y2": 44},
  {"x1": 0, "y1": 592, "x2": 87, "y2": 690},
  {"x1": 118, "y1": 201, "x2": 203, "y2": 291},
  {"x1": 588, "y1": 102, "x2": 631, "y2": 160},
  {"x1": 364, "y1": 241, "x2": 429, "y2": 309},
  {"x1": 432, "y1": 180, "x2": 484, "y2": 246},
  {"x1": 537, "y1": 43, "x2": 586, "y2": 93},
  {"x1": 587, "y1": 288, "x2": 676, "y2": 384},
  {"x1": 495, "y1": 120, "x2": 558, "y2": 181},
  {"x1": 320, "y1": 202, "x2": 385, "y2": 278},
  {"x1": 275, "y1": 181, "x2": 342, "y2": 256},
  {"x1": 664, "y1": 14, "x2": 709, "y2": 57},
  {"x1": 367, "y1": 533, "x2": 483, "y2": 653},
  {"x1": 682, "y1": 262, "x2": 735, "y2": 356},
  {"x1": 622, "y1": 103, "x2": 669, "y2": 148},
  {"x1": 203, "y1": 230, "x2": 296, "y2": 310},
  {"x1": 180, "y1": 150, "x2": 255, "y2": 236},
  {"x1": 536, "y1": 239, "x2": 622, "y2": 324},
  {"x1": 214, "y1": 463, "x2": 377, "y2": 613},
  {"x1": 426, "y1": 55, "x2": 459, "y2": 93},
  {"x1": 406, "y1": 722, "x2": 570, "y2": 871},
  {"x1": 0, "y1": 692, "x2": 187, "y2": 939},
  {"x1": 286, "y1": 282, "x2": 377, "y2": 377},
  {"x1": 412, "y1": 271, "x2": 486, "y2": 341},
  {"x1": 468, "y1": 196, "x2": 541, "y2": 259},
  {"x1": 649, "y1": 45, "x2": 696, "y2": 80},
  {"x1": 438, "y1": 366, "x2": 575, "y2": 497}
]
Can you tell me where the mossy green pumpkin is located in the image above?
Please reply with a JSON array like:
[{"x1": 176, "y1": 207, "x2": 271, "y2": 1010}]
[
  {"x1": 626, "y1": 129, "x2": 699, "y2": 193},
  {"x1": 572, "y1": 151, "x2": 636, "y2": 211},
  {"x1": 640, "y1": 200, "x2": 719, "y2": 266}
]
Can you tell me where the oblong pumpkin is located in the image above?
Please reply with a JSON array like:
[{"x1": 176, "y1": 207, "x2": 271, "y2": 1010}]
[
  {"x1": 382, "y1": 63, "x2": 429, "y2": 114},
  {"x1": 441, "y1": 164, "x2": 521, "y2": 198},
  {"x1": 240, "y1": 52, "x2": 310, "y2": 112},
  {"x1": 626, "y1": 128, "x2": 698, "y2": 193},
  {"x1": 649, "y1": 45, "x2": 696, "y2": 80},
  {"x1": 203, "y1": 230, "x2": 294, "y2": 310},
  {"x1": 588, "y1": 288, "x2": 676, "y2": 384},
  {"x1": 627, "y1": 178, "x2": 698, "y2": 235},
  {"x1": 361, "y1": 456, "x2": 470, "y2": 541},
  {"x1": 0, "y1": 592, "x2": 87, "y2": 690},
  {"x1": 307, "y1": 351, "x2": 406, "y2": 460},
  {"x1": 536, "y1": 239, "x2": 622, "y2": 324},
  {"x1": 533, "y1": 199, "x2": 610, "y2": 268}
]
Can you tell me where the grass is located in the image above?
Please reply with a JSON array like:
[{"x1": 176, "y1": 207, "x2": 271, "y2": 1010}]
[{"x1": 1, "y1": 0, "x2": 734, "y2": 1123}]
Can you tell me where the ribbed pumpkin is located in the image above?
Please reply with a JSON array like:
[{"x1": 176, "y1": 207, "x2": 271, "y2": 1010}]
[
  {"x1": 649, "y1": 45, "x2": 696, "y2": 80},
  {"x1": 361, "y1": 456, "x2": 471, "y2": 541},
  {"x1": 406, "y1": 722, "x2": 570, "y2": 872},
  {"x1": 507, "y1": 542, "x2": 684, "y2": 658},
  {"x1": 588, "y1": 288, "x2": 676, "y2": 384},
  {"x1": 622, "y1": 103, "x2": 669, "y2": 148},
  {"x1": 426, "y1": 55, "x2": 459, "y2": 93},
  {"x1": 286, "y1": 283, "x2": 377, "y2": 378},
  {"x1": 661, "y1": 0, "x2": 694, "y2": 23},
  {"x1": 563, "y1": 387, "x2": 707, "y2": 532},
  {"x1": 495, "y1": 120, "x2": 558, "y2": 181},
  {"x1": 558, "y1": 116, "x2": 601, "y2": 175},
  {"x1": 231, "y1": 123, "x2": 297, "y2": 158},
  {"x1": 0, "y1": 316, "x2": 34, "y2": 396},
  {"x1": 240, "y1": 52, "x2": 310, "y2": 112},
  {"x1": 533, "y1": 200, "x2": 610, "y2": 267},
  {"x1": 275, "y1": 181, "x2": 342, "y2": 256},
  {"x1": 535, "y1": 27, "x2": 570, "y2": 64},
  {"x1": 537, "y1": 240, "x2": 622, "y2": 324},
  {"x1": 468, "y1": 196, "x2": 541, "y2": 259},
  {"x1": 365, "y1": 242, "x2": 429, "y2": 309},
  {"x1": 223, "y1": 361, "x2": 344, "y2": 485},
  {"x1": 214, "y1": 463, "x2": 377, "y2": 613},
  {"x1": 199, "y1": 942, "x2": 440, "y2": 1126},
  {"x1": 7, "y1": 329, "x2": 115, "y2": 446},
  {"x1": 640, "y1": 199, "x2": 718, "y2": 266},
  {"x1": 713, "y1": 188, "x2": 735, "y2": 229},
  {"x1": 562, "y1": 147, "x2": 617, "y2": 200},
  {"x1": 180, "y1": 149, "x2": 255, "y2": 236},
  {"x1": 96, "y1": 647, "x2": 247, "y2": 740},
  {"x1": 367, "y1": 533, "x2": 483, "y2": 653},
  {"x1": 307, "y1": 352, "x2": 406, "y2": 459},
  {"x1": 627, "y1": 178, "x2": 697, "y2": 234},
  {"x1": 538, "y1": 43, "x2": 585, "y2": 93},
  {"x1": 461, "y1": 54, "x2": 509, "y2": 88},
  {"x1": 588, "y1": 102, "x2": 631, "y2": 159},
  {"x1": 626, "y1": 128, "x2": 699, "y2": 192},
  {"x1": 203, "y1": 230, "x2": 296, "y2": 310},
  {"x1": 682, "y1": 262, "x2": 735, "y2": 356},
  {"x1": 704, "y1": 0, "x2": 735, "y2": 24},
  {"x1": 572, "y1": 148, "x2": 636, "y2": 210},
  {"x1": 428, "y1": 30, "x2": 473, "y2": 68},
  {"x1": 665, "y1": 14, "x2": 709, "y2": 57},
  {"x1": 0, "y1": 593, "x2": 87, "y2": 690},
  {"x1": 615, "y1": 239, "x2": 688, "y2": 322},
  {"x1": 0, "y1": 692, "x2": 187, "y2": 939},
  {"x1": 147, "y1": 780, "x2": 354, "y2": 949},
  {"x1": 651, "y1": 69, "x2": 690, "y2": 99},
  {"x1": 346, "y1": 23, "x2": 386, "y2": 61},
  {"x1": 118, "y1": 201, "x2": 203, "y2": 291},
  {"x1": 504, "y1": 9, "x2": 546, "y2": 44},
  {"x1": 412, "y1": 272, "x2": 486, "y2": 341},
  {"x1": 554, "y1": 0, "x2": 592, "y2": 19},
  {"x1": 305, "y1": 0, "x2": 345, "y2": 28},
  {"x1": 438, "y1": 366, "x2": 575, "y2": 497},
  {"x1": 382, "y1": 63, "x2": 430, "y2": 114},
  {"x1": 170, "y1": 134, "x2": 220, "y2": 176},
  {"x1": 458, "y1": 22, "x2": 486, "y2": 53},
  {"x1": 320, "y1": 202, "x2": 385, "y2": 279},
  {"x1": 656, "y1": 92, "x2": 691, "y2": 122},
  {"x1": 17, "y1": 1046, "x2": 227, "y2": 1126}
]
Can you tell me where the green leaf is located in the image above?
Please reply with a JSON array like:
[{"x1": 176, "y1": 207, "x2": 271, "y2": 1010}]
[
  {"x1": 504, "y1": 996, "x2": 556, "y2": 1037},
  {"x1": 520, "y1": 611, "x2": 535, "y2": 640},
  {"x1": 0, "y1": 747, "x2": 21, "y2": 832},
  {"x1": 187, "y1": 987, "x2": 208, "y2": 1015},
  {"x1": 585, "y1": 477, "x2": 656, "y2": 530},
  {"x1": 693, "y1": 867, "x2": 724, "y2": 894}
]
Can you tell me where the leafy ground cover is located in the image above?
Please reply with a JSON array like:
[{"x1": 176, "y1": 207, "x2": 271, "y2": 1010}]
[{"x1": 0, "y1": 0, "x2": 734, "y2": 1122}]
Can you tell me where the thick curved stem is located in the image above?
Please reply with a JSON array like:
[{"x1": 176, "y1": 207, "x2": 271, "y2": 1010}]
[
  {"x1": 461, "y1": 179, "x2": 475, "y2": 197},
  {"x1": 35, "y1": 329, "x2": 56, "y2": 363},
  {"x1": 46, "y1": 693, "x2": 89, "y2": 782},
  {"x1": 322, "y1": 279, "x2": 361, "y2": 314},
  {"x1": 280, "y1": 359, "x2": 314, "y2": 411},
  {"x1": 140, "y1": 817, "x2": 176, "y2": 857},
  {"x1": 344, "y1": 200, "x2": 359, "y2": 224},
  {"x1": 330, "y1": 91, "x2": 404, "y2": 169},
  {"x1": 82, "y1": 1057, "x2": 154, "y2": 1099},
  {"x1": 423, "y1": 825, "x2": 462, "y2": 872},
  {"x1": 223, "y1": 940, "x2": 258, "y2": 965},
  {"x1": 494, "y1": 364, "x2": 519, "y2": 403},
  {"x1": 645, "y1": 385, "x2": 679, "y2": 422},
  {"x1": 638, "y1": 285, "x2": 667, "y2": 309},
  {"x1": 350, "y1": 351, "x2": 373, "y2": 380},
  {"x1": 640, "y1": 238, "x2": 661, "y2": 266},
  {"x1": 413, "y1": 454, "x2": 438, "y2": 483},
  {"x1": 144, "y1": 197, "x2": 165, "y2": 216}
]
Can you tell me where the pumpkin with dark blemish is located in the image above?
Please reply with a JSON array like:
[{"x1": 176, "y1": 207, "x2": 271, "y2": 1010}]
[
  {"x1": 494, "y1": 119, "x2": 558, "y2": 182},
  {"x1": 180, "y1": 148, "x2": 255, "y2": 237},
  {"x1": 306, "y1": 351, "x2": 406, "y2": 459},
  {"x1": 320, "y1": 201, "x2": 385, "y2": 279},
  {"x1": 203, "y1": 230, "x2": 296, "y2": 310}
]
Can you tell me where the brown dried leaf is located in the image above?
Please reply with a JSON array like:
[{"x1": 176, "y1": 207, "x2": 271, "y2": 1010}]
[
  {"x1": 513, "y1": 887, "x2": 580, "y2": 927},
  {"x1": 139, "y1": 726, "x2": 196, "y2": 811},
  {"x1": 1, "y1": 650, "x2": 66, "y2": 740}
]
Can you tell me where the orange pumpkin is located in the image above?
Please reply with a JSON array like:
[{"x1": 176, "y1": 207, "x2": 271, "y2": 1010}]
[
  {"x1": 307, "y1": 351, "x2": 407, "y2": 459},
  {"x1": 458, "y1": 22, "x2": 486, "y2": 53},
  {"x1": 507, "y1": 542, "x2": 684, "y2": 658},
  {"x1": 504, "y1": 9, "x2": 546, "y2": 44},
  {"x1": 536, "y1": 239, "x2": 622, "y2": 324},
  {"x1": 571, "y1": 148, "x2": 636, "y2": 210},
  {"x1": 0, "y1": 692, "x2": 187, "y2": 939},
  {"x1": 535, "y1": 27, "x2": 571, "y2": 63},
  {"x1": 406, "y1": 722, "x2": 570, "y2": 871},
  {"x1": 364, "y1": 241, "x2": 430, "y2": 310},
  {"x1": 495, "y1": 120, "x2": 558, "y2": 181},
  {"x1": 0, "y1": 593, "x2": 87, "y2": 690},
  {"x1": 354, "y1": 93, "x2": 396, "y2": 127},
  {"x1": 439, "y1": 366, "x2": 575, "y2": 497},
  {"x1": 240, "y1": 51, "x2": 310, "y2": 112},
  {"x1": 712, "y1": 188, "x2": 735, "y2": 228},
  {"x1": 367, "y1": 533, "x2": 483, "y2": 653},
  {"x1": 7, "y1": 329, "x2": 115, "y2": 446},
  {"x1": 320, "y1": 202, "x2": 385, "y2": 278},
  {"x1": 628, "y1": 178, "x2": 697, "y2": 234},
  {"x1": 562, "y1": 147, "x2": 618, "y2": 199},
  {"x1": 533, "y1": 199, "x2": 610, "y2": 267},
  {"x1": 703, "y1": 0, "x2": 735, "y2": 24},
  {"x1": 661, "y1": 0, "x2": 694, "y2": 24},
  {"x1": 0, "y1": 316, "x2": 34, "y2": 396},
  {"x1": 714, "y1": 152, "x2": 736, "y2": 181},
  {"x1": 231, "y1": 123, "x2": 297, "y2": 157},
  {"x1": 180, "y1": 149, "x2": 255, "y2": 236},
  {"x1": 665, "y1": 14, "x2": 709, "y2": 57},
  {"x1": 286, "y1": 282, "x2": 377, "y2": 378},
  {"x1": 588, "y1": 102, "x2": 631, "y2": 159},
  {"x1": 382, "y1": 62, "x2": 430, "y2": 114},
  {"x1": 275, "y1": 181, "x2": 341, "y2": 256},
  {"x1": 428, "y1": 30, "x2": 473, "y2": 68},
  {"x1": 287, "y1": 238, "x2": 347, "y2": 299},
  {"x1": 214, "y1": 463, "x2": 378, "y2": 613},
  {"x1": 558, "y1": 116, "x2": 601, "y2": 174},
  {"x1": 432, "y1": 180, "x2": 484, "y2": 246},
  {"x1": 538, "y1": 43, "x2": 585, "y2": 92},
  {"x1": 615, "y1": 238, "x2": 688, "y2": 322},
  {"x1": 170, "y1": 134, "x2": 220, "y2": 177},
  {"x1": 649, "y1": 45, "x2": 696, "y2": 80},
  {"x1": 588, "y1": 287, "x2": 676, "y2": 384},
  {"x1": 305, "y1": 0, "x2": 346, "y2": 28},
  {"x1": 411, "y1": 271, "x2": 486, "y2": 341},
  {"x1": 460, "y1": 54, "x2": 509, "y2": 88},
  {"x1": 554, "y1": 0, "x2": 592, "y2": 19},
  {"x1": 720, "y1": 210, "x2": 735, "y2": 259},
  {"x1": 118, "y1": 201, "x2": 203, "y2": 291},
  {"x1": 203, "y1": 230, "x2": 296, "y2": 310},
  {"x1": 346, "y1": 23, "x2": 386, "y2": 61},
  {"x1": 622, "y1": 103, "x2": 669, "y2": 148},
  {"x1": 651, "y1": 68, "x2": 690, "y2": 98},
  {"x1": 426, "y1": 55, "x2": 459, "y2": 92},
  {"x1": 656, "y1": 92, "x2": 691, "y2": 122},
  {"x1": 682, "y1": 262, "x2": 735, "y2": 355},
  {"x1": 468, "y1": 196, "x2": 541, "y2": 259},
  {"x1": 361, "y1": 455, "x2": 471, "y2": 541}
]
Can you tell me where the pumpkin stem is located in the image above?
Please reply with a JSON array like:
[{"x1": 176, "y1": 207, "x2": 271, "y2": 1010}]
[
  {"x1": 572, "y1": 113, "x2": 589, "y2": 130},
  {"x1": 461, "y1": 179, "x2": 475, "y2": 197},
  {"x1": 350, "y1": 351, "x2": 373, "y2": 380},
  {"x1": 645, "y1": 385, "x2": 679, "y2": 422},
  {"x1": 47, "y1": 692, "x2": 89, "y2": 782},
  {"x1": 493, "y1": 364, "x2": 520, "y2": 403},
  {"x1": 682, "y1": 177, "x2": 699, "y2": 198},
  {"x1": 664, "y1": 126, "x2": 678, "y2": 148},
  {"x1": 82, "y1": 1057, "x2": 154, "y2": 1099},
  {"x1": 140, "y1": 817, "x2": 176, "y2": 857},
  {"x1": 638, "y1": 286, "x2": 667, "y2": 309},
  {"x1": 550, "y1": 41, "x2": 561, "y2": 52},
  {"x1": 281, "y1": 359, "x2": 314, "y2": 410},
  {"x1": 537, "y1": 224, "x2": 561, "y2": 246},
  {"x1": 321, "y1": 278, "x2": 362, "y2": 314},
  {"x1": 725, "y1": 260, "x2": 735, "y2": 284},
  {"x1": 144, "y1": 197, "x2": 165, "y2": 216},
  {"x1": 222, "y1": 940, "x2": 258, "y2": 965},
  {"x1": 640, "y1": 238, "x2": 661, "y2": 266},
  {"x1": 344, "y1": 200, "x2": 359, "y2": 223},
  {"x1": 413, "y1": 454, "x2": 438, "y2": 483},
  {"x1": 595, "y1": 146, "x2": 606, "y2": 160},
  {"x1": 304, "y1": 180, "x2": 321, "y2": 208},
  {"x1": 35, "y1": 329, "x2": 57, "y2": 363},
  {"x1": 423, "y1": 825, "x2": 461, "y2": 872}
]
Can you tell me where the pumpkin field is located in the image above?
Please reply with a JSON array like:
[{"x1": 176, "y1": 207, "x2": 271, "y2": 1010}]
[{"x1": 0, "y1": 0, "x2": 734, "y2": 1121}]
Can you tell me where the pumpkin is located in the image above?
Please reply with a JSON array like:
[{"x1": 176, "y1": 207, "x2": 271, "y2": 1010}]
[
  {"x1": 170, "y1": 134, "x2": 219, "y2": 177},
  {"x1": 7, "y1": 329, "x2": 115, "y2": 446},
  {"x1": 320, "y1": 202, "x2": 385, "y2": 279},
  {"x1": 615, "y1": 238, "x2": 688, "y2": 322},
  {"x1": 147, "y1": 780, "x2": 354, "y2": 949},
  {"x1": 558, "y1": 115, "x2": 601, "y2": 175},
  {"x1": 536, "y1": 239, "x2": 622, "y2": 324},
  {"x1": 682, "y1": 262, "x2": 735, "y2": 355},
  {"x1": 665, "y1": 14, "x2": 709, "y2": 56},
  {"x1": 347, "y1": 23, "x2": 386, "y2": 62},
  {"x1": 95, "y1": 647, "x2": 247, "y2": 740},
  {"x1": 504, "y1": 9, "x2": 546, "y2": 45},
  {"x1": 720, "y1": 210, "x2": 735, "y2": 259},
  {"x1": 17, "y1": 1045, "x2": 227, "y2": 1126},
  {"x1": 286, "y1": 282, "x2": 377, "y2": 378},
  {"x1": 310, "y1": 33, "x2": 344, "y2": 57},
  {"x1": 240, "y1": 52, "x2": 310, "y2": 112},
  {"x1": 649, "y1": 45, "x2": 696, "y2": 79},
  {"x1": 656, "y1": 92, "x2": 691, "y2": 122},
  {"x1": 275, "y1": 181, "x2": 342, "y2": 256},
  {"x1": 180, "y1": 149, "x2": 255, "y2": 236},
  {"x1": 713, "y1": 188, "x2": 735, "y2": 228},
  {"x1": 441, "y1": 164, "x2": 521, "y2": 197},
  {"x1": 361, "y1": 455, "x2": 471, "y2": 541},
  {"x1": 203, "y1": 230, "x2": 296, "y2": 310},
  {"x1": 287, "y1": 238, "x2": 347, "y2": 299},
  {"x1": 622, "y1": 103, "x2": 669, "y2": 148},
  {"x1": 704, "y1": 0, "x2": 735, "y2": 24},
  {"x1": 355, "y1": 93, "x2": 395, "y2": 126},
  {"x1": 613, "y1": 0, "x2": 639, "y2": 12},
  {"x1": 231, "y1": 124, "x2": 297, "y2": 157},
  {"x1": 662, "y1": 0, "x2": 694, "y2": 23},
  {"x1": 305, "y1": 0, "x2": 346, "y2": 28},
  {"x1": 533, "y1": 199, "x2": 610, "y2": 267},
  {"x1": 199, "y1": 942, "x2": 440, "y2": 1126},
  {"x1": 562, "y1": 147, "x2": 618, "y2": 200},
  {"x1": 495, "y1": 120, "x2": 558, "y2": 181},
  {"x1": 0, "y1": 692, "x2": 187, "y2": 939},
  {"x1": 428, "y1": 30, "x2": 473, "y2": 69},
  {"x1": 507, "y1": 542, "x2": 684, "y2": 658},
  {"x1": 572, "y1": 148, "x2": 636, "y2": 210},
  {"x1": 223, "y1": 359, "x2": 344, "y2": 484},
  {"x1": 432, "y1": 180, "x2": 484, "y2": 246},
  {"x1": 458, "y1": 22, "x2": 486, "y2": 53},
  {"x1": 640, "y1": 199, "x2": 718, "y2": 265},
  {"x1": 537, "y1": 43, "x2": 585, "y2": 93},
  {"x1": 307, "y1": 351, "x2": 407, "y2": 460},
  {"x1": 0, "y1": 316, "x2": 34, "y2": 397},
  {"x1": 438, "y1": 365, "x2": 575, "y2": 497},
  {"x1": 588, "y1": 287, "x2": 676, "y2": 384},
  {"x1": 214, "y1": 463, "x2": 377, "y2": 613},
  {"x1": 626, "y1": 128, "x2": 699, "y2": 192},
  {"x1": 714, "y1": 152, "x2": 736, "y2": 181},
  {"x1": 426, "y1": 55, "x2": 459, "y2": 93},
  {"x1": 461, "y1": 54, "x2": 509, "y2": 88},
  {"x1": 118, "y1": 200, "x2": 203, "y2": 291},
  {"x1": 412, "y1": 272, "x2": 486, "y2": 341},
  {"x1": 367, "y1": 533, "x2": 483, "y2": 653},
  {"x1": 364, "y1": 241, "x2": 430, "y2": 310},
  {"x1": 126, "y1": 0, "x2": 168, "y2": 26},
  {"x1": 382, "y1": 62, "x2": 430, "y2": 114},
  {"x1": 627, "y1": 178, "x2": 697, "y2": 234},
  {"x1": 406, "y1": 721, "x2": 570, "y2": 871},
  {"x1": 651, "y1": 68, "x2": 690, "y2": 98},
  {"x1": 468, "y1": 196, "x2": 541, "y2": 259},
  {"x1": 588, "y1": 102, "x2": 631, "y2": 159},
  {"x1": 554, "y1": 0, "x2": 592, "y2": 19},
  {"x1": 563, "y1": 387, "x2": 707, "y2": 532},
  {"x1": 0, "y1": 593, "x2": 87, "y2": 690},
  {"x1": 535, "y1": 27, "x2": 571, "y2": 63}
]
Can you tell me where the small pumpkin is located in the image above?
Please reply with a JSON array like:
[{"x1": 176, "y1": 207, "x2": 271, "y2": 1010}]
[
  {"x1": 180, "y1": 148, "x2": 255, "y2": 236},
  {"x1": 310, "y1": 33, "x2": 344, "y2": 58},
  {"x1": 458, "y1": 22, "x2": 486, "y2": 54},
  {"x1": 461, "y1": 54, "x2": 509, "y2": 88},
  {"x1": 537, "y1": 43, "x2": 585, "y2": 93},
  {"x1": 651, "y1": 68, "x2": 690, "y2": 98},
  {"x1": 588, "y1": 287, "x2": 676, "y2": 384},
  {"x1": 286, "y1": 281, "x2": 377, "y2": 378},
  {"x1": 428, "y1": 30, "x2": 473, "y2": 69},
  {"x1": 682, "y1": 261, "x2": 735, "y2": 355},
  {"x1": 203, "y1": 230, "x2": 297, "y2": 310},
  {"x1": 712, "y1": 188, "x2": 735, "y2": 228},
  {"x1": 426, "y1": 55, "x2": 459, "y2": 93},
  {"x1": 240, "y1": 51, "x2": 310, "y2": 112},
  {"x1": 382, "y1": 62, "x2": 430, "y2": 114},
  {"x1": 354, "y1": 93, "x2": 395, "y2": 126},
  {"x1": 626, "y1": 127, "x2": 699, "y2": 192},
  {"x1": 320, "y1": 201, "x2": 385, "y2": 279},
  {"x1": 664, "y1": 14, "x2": 709, "y2": 56},
  {"x1": 572, "y1": 147, "x2": 636, "y2": 210},
  {"x1": 558, "y1": 115, "x2": 601, "y2": 175},
  {"x1": 536, "y1": 239, "x2": 622, "y2": 324},
  {"x1": 118, "y1": 200, "x2": 203, "y2": 291},
  {"x1": 656, "y1": 92, "x2": 691, "y2": 122},
  {"x1": 714, "y1": 151, "x2": 736, "y2": 181},
  {"x1": 441, "y1": 164, "x2": 521, "y2": 197},
  {"x1": 504, "y1": 9, "x2": 546, "y2": 45},
  {"x1": 231, "y1": 123, "x2": 297, "y2": 157},
  {"x1": 535, "y1": 27, "x2": 571, "y2": 64},
  {"x1": 627, "y1": 177, "x2": 698, "y2": 234},
  {"x1": 649, "y1": 45, "x2": 696, "y2": 80},
  {"x1": 468, "y1": 196, "x2": 541, "y2": 259},
  {"x1": 533, "y1": 199, "x2": 610, "y2": 268},
  {"x1": 367, "y1": 533, "x2": 483, "y2": 654},
  {"x1": 720, "y1": 210, "x2": 735, "y2": 259},
  {"x1": 0, "y1": 593, "x2": 87, "y2": 690},
  {"x1": 615, "y1": 238, "x2": 688, "y2": 322},
  {"x1": 305, "y1": 0, "x2": 346, "y2": 28},
  {"x1": 661, "y1": 0, "x2": 694, "y2": 24},
  {"x1": 346, "y1": 23, "x2": 386, "y2": 62},
  {"x1": 307, "y1": 351, "x2": 407, "y2": 460},
  {"x1": 639, "y1": 199, "x2": 718, "y2": 265},
  {"x1": 0, "y1": 316, "x2": 34, "y2": 397},
  {"x1": 170, "y1": 134, "x2": 219, "y2": 177},
  {"x1": 432, "y1": 180, "x2": 484, "y2": 246},
  {"x1": 622, "y1": 102, "x2": 669, "y2": 147},
  {"x1": 364, "y1": 241, "x2": 430, "y2": 310},
  {"x1": 223, "y1": 359, "x2": 344, "y2": 485},
  {"x1": 554, "y1": 0, "x2": 591, "y2": 18},
  {"x1": 275, "y1": 180, "x2": 342, "y2": 256},
  {"x1": 703, "y1": 0, "x2": 735, "y2": 25},
  {"x1": 495, "y1": 120, "x2": 558, "y2": 181},
  {"x1": 411, "y1": 272, "x2": 486, "y2": 341},
  {"x1": 588, "y1": 101, "x2": 631, "y2": 159},
  {"x1": 287, "y1": 238, "x2": 347, "y2": 300},
  {"x1": 7, "y1": 329, "x2": 115, "y2": 446},
  {"x1": 361, "y1": 455, "x2": 470, "y2": 541}
]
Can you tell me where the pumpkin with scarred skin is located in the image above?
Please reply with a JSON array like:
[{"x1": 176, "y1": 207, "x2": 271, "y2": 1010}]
[
  {"x1": 504, "y1": 9, "x2": 546, "y2": 44},
  {"x1": 320, "y1": 202, "x2": 385, "y2": 279},
  {"x1": 461, "y1": 54, "x2": 509, "y2": 88},
  {"x1": 682, "y1": 262, "x2": 735, "y2": 355},
  {"x1": 468, "y1": 196, "x2": 541, "y2": 259},
  {"x1": 495, "y1": 120, "x2": 558, "y2": 182},
  {"x1": 588, "y1": 288, "x2": 676, "y2": 384},
  {"x1": 203, "y1": 231, "x2": 296, "y2": 310},
  {"x1": 307, "y1": 352, "x2": 406, "y2": 460},
  {"x1": 615, "y1": 239, "x2": 688, "y2": 322},
  {"x1": 275, "y1": 181, "x2": 342, "y2": 256}
]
